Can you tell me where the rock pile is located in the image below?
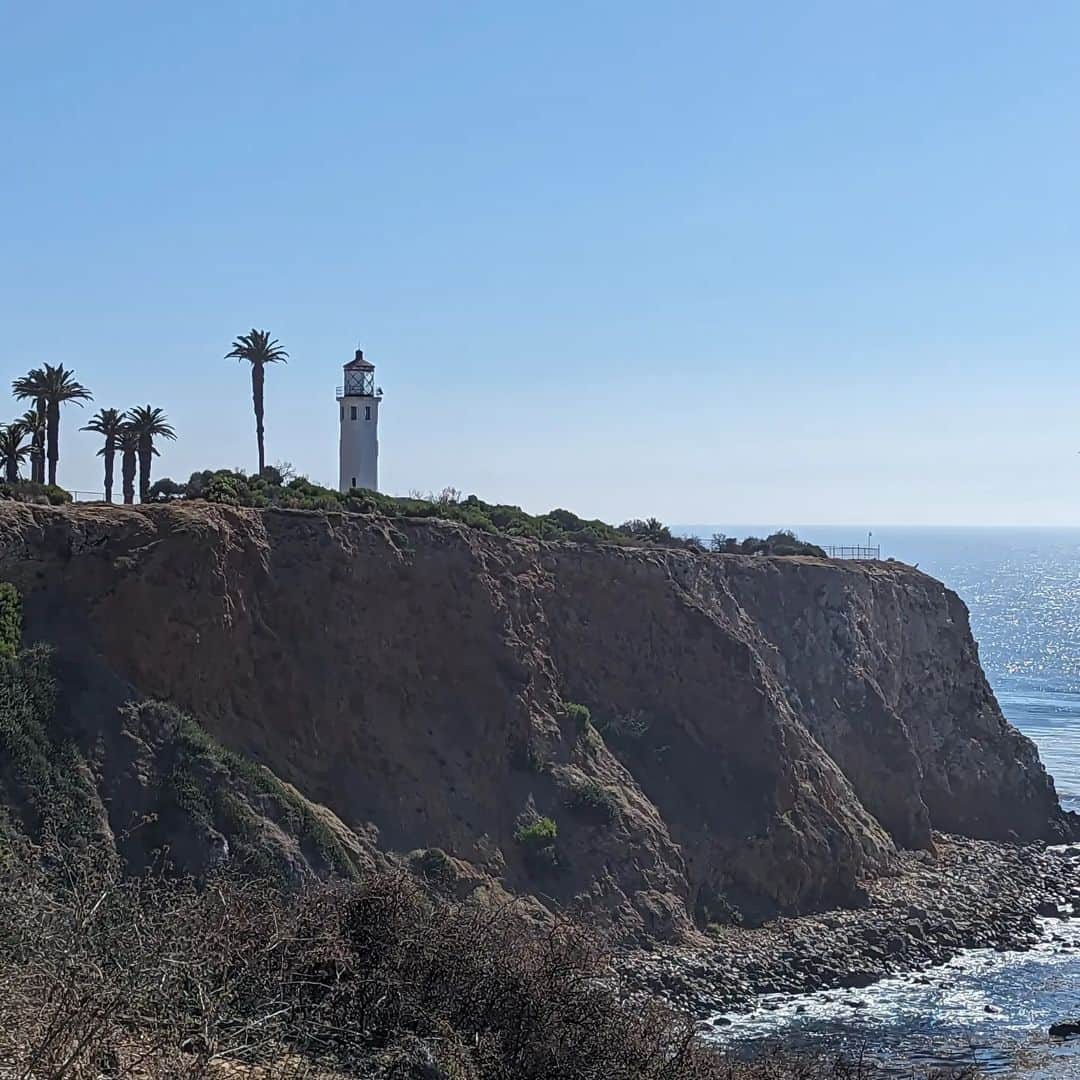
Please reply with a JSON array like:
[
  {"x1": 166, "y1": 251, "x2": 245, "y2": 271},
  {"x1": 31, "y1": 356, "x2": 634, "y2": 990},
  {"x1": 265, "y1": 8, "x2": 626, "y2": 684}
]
[{"x1": 621, "y1": 836, "x2": 1080, "y2": 1015}]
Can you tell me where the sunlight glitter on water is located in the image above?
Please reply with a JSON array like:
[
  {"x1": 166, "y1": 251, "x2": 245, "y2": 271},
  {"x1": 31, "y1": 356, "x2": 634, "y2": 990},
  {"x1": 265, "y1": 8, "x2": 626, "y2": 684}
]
[
  {"x1": 672, "y1": 527, "x2": 1080, "y2": 1076},
  {"x1": 999, "y1": 688, "x2": 1080, "y2": 814}
]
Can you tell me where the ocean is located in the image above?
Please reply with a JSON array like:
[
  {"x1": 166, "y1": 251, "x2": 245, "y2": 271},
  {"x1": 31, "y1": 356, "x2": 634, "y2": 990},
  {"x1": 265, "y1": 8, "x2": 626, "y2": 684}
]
[{"x1": 674, "y1": 526, "x2": 1080, "y2": 1077}]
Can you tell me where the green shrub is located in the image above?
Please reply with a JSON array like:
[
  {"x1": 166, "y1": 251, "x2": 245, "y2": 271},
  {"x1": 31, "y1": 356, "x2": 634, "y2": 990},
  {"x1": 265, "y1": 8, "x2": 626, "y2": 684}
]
[
  {"x1": 618, "y1": 517, "x2": 673, "y2": 544},
  {"x1": 709, "y1": 530, "x2": 825, "y2": 557},
  {"x1": 565, "y1": 704, "x2": 602, "y2": 752},
  {"x1": 762, "y1": 530, "x2": 827, "y2": 558},
  {"x1": 0, "y1": 585, "x2": 20, "y2": 659},
  {"x1": 564, "y1": 702, "x2": 592, "y2": 731},
  {"x1": 167, "y1": 469, "x2": 704, "y2": 548},
  {"x1": 568, "y1": 781, "x2": 619, "y2": 823},
  {"x1": 145, "y1": 478, "x2": 186, "y2": 502},
  {"x1": 135, "y1": 702, "x2": 359, "y2": 880},
  {"x1": 0, "y1": 645, "x2": 102, "y2": 850},
  {"x1": 0, "y1": 482, "x2": 71, "y2": 505},
  {"x1": 514, "y1": 816, "x2": 558, "y2": 849}
]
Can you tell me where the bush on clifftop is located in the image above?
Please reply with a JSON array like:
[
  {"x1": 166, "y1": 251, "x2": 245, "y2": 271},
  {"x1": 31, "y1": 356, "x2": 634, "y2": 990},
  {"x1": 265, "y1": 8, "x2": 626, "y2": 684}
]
[
  {"x1": 150, "y1": 469, "x2": 665, "y2": 547},
  {"x1": 0, "y1": 481, "x2": 72, "y2": 505},
  {"x1": 144, "y1": 468, "x2": 823, "y2": 556},
  {"x1": 710, "y1": 529, "x2": 826, "y2": 558}
]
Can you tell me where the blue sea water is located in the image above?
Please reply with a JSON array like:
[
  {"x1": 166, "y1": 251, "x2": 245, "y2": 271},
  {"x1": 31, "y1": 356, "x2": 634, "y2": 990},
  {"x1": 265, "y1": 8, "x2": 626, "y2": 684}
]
[{"x1": 674, "y1": 526, "x2": 1080, "y2": 1076}]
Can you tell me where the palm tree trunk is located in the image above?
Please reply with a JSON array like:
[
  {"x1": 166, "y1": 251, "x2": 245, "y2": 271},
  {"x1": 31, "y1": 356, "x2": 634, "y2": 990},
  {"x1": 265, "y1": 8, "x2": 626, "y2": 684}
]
[
  {"x1": 138, "y1": 438, "x2": 152, "y2": 502},
  {"x1": 33, "y1": 399, "x2": 45, "y2": 484},
  {"x1": 122, "y1": 450, "x2": 136, "y2": 505},
  {"x1": 5, "y1": 459, "x2": 17, "y2": 484},
  {"x1": 46, "y1": 400, "x2": 59, "y2": 487},
  {"x1": 103, "y1": 441, "x2": 114, "y2": 503},
  {"x1": 252, "y1": 362, "x2": 265, "y2": 475}
]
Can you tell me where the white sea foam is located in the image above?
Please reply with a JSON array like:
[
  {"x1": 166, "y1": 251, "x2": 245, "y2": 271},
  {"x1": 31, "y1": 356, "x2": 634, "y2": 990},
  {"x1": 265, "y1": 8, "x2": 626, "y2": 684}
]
[
  {"x1": 706, "y1": 919, "x2": 1080, "y2": 1075},
  {"x1": 674, "y1": 527, "x2": 1080, "y2": 1073}
]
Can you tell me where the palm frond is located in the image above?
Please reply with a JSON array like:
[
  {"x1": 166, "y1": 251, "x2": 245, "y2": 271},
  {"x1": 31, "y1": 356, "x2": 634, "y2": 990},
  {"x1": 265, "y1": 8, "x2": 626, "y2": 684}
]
[
  {"x1": 81, "y1": 407, "x2": 124, "y2": 436},
  {"x1": 13, "y1": 364, "x2": 92, "y2": 405},
  {"x1": 40, "y1": 363, "x2": 93, "y2": 404},
  {"x1": 0, "y1": 424, "x2": 32, "y2": 463},
  {"x1": 226, "y1": 328, "x2": 289, "y2": 365},
  {"x1": 125, "y1": 405, "x2": 177, "y2": 440},
  {"x1": 12, "y1": 368, "x2": 46, "y2": 401}
]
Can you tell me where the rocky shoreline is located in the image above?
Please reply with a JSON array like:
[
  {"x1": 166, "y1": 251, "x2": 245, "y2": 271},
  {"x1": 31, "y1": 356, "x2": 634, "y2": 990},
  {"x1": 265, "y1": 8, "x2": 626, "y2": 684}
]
[{"x1": 620, "y1": 835, "x2": 1080, "y2": 1019}]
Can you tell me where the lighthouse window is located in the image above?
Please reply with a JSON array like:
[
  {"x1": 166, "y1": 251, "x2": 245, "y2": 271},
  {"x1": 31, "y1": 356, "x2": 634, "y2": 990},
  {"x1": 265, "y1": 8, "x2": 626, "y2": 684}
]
[
  {"x1": 365, "y1": 406, "x2": 371, "y2": 421},
  {"x1": 351, "y1": 477, "x2": 356, "y2": 488},
  {"x1": 350, "y1": 406, "x2": 357, "y2": 421}
]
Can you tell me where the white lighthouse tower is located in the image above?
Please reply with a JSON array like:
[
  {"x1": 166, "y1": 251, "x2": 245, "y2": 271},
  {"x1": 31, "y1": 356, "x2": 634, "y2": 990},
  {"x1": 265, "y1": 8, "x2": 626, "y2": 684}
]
[{"x1": 337, "y1": 348, "x2": 382, "y2": 492}]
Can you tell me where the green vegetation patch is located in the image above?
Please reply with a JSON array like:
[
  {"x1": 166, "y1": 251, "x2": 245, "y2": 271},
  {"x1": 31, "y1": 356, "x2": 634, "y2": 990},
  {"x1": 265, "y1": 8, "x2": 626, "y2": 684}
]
[
  {"x1": 567, "y1": 780, "x2": 620, "y2": 824},
  {"x1": 709, "y1": 529, "x2": 826, "y2": 557},
  {"x1": 564, "y1": 702, "x2": 592, "y2": 731},
  {"x1": 147, "y1": 469, "x2": 688, "y2": 548},
  {"x1": 0, "y1": 583, "x2": 21, "y2": 659},
  {"x1": 513, "y1": 815, "x2": 560, "y2": 875},
  {"x1": 146, "y1": 468, "x2": 825, "y2": 556},
  {"x1": 134, "y1": 701, "x2": 359, "y2": 880},
  {"x1": 0, "y1": 642, "x2": 102, "y2": 851},
  {"x1": 0, "y1": 482, "x2": 72, "y2": 505},
  {"x1": 514, "y1": 816, "x2": 558, "y2": 849}
]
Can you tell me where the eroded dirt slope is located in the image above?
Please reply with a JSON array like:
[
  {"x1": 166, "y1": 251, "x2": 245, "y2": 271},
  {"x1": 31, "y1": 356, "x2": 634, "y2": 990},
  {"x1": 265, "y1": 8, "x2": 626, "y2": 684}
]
[{"x1": 0, "y1": 502, "x2": 1069, "y2": 937}]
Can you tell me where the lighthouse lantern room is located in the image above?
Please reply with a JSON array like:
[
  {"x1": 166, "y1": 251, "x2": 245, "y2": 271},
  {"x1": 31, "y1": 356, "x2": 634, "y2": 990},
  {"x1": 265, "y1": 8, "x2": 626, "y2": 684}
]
[{"x1": 337, "y1": 348, "x2": 381, "y2": 493}]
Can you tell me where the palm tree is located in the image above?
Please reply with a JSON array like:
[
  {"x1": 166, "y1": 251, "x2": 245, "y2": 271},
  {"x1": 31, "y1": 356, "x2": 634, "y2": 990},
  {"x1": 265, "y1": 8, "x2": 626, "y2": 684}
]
[
  {"x1": 14, "y1": 409, "x2": 45, "y2": 484},
  {"x1": 13, "y1": 364, "x2": 92, "y2": 486},
  {"x1": 225, "y1": 329, "x2": 289, "y2": 475},
  {"x1": 11, "y1": 371, "x2": 47, "y2": 484},
  {"x1": 125, "y1": 406, "x2": 176, "y2": 502},
  {"x1": 118, "y1": 426, "x2": 139, "y2": 505},
  {"x1": 80, "y1": 408, "x2": 125, "y2": 503},
  {"x1": 0, "y1": 425, "x2": 31, "y2": 483}
]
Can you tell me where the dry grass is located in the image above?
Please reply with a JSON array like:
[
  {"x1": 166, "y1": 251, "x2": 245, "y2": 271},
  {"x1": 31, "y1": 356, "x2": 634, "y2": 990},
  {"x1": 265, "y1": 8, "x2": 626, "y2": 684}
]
[{"x1": 0, "y1": 837, "x2": 972, "y2": 1080}]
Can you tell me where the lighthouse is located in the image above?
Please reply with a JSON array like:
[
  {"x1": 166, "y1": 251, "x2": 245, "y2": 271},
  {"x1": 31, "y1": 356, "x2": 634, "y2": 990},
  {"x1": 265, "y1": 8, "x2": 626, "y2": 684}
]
[{"x1": 337, "y1": 348, "x2": 382, "y2": 492}]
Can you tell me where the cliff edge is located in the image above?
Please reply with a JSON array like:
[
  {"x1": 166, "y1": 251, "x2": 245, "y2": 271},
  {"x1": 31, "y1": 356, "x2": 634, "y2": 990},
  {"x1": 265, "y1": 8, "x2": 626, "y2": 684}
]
[{"x1": 0, "y1": 502, "x2": 1071, "y2": 939}]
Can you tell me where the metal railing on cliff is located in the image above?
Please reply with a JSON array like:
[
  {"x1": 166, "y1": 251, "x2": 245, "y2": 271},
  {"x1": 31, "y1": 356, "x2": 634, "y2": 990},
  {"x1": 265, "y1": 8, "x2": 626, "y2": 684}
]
[{"x1": 824, "y1": 544, "x2": 881, "y2": 560}]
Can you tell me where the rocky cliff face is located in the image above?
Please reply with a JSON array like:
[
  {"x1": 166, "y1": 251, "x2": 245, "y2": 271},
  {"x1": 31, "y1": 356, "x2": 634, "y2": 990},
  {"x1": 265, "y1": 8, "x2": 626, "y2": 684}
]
[{"x1": 0, "y1": 503, "x2": 1070, "y2": 939}]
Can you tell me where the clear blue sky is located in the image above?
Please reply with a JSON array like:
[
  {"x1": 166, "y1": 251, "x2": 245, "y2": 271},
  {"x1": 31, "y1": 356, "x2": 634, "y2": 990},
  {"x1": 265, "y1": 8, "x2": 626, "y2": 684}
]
[{"x1": 3, "y1": 2, "x2": 1079, "y2": 525}]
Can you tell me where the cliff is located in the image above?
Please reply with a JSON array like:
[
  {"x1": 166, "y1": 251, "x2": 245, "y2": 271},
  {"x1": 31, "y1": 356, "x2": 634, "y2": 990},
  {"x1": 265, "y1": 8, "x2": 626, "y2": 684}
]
[{"x1": 0, "y1": 502, "x2": 1071, "y2": 939}]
